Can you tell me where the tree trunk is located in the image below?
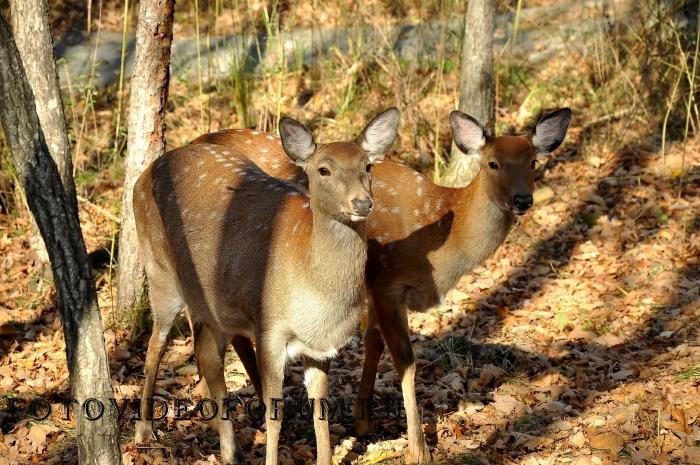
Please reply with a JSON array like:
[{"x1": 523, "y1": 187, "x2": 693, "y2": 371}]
[
  {"x1": 443, "y1": 0, "x2": 496, "y2": 187},
  {"x1": 116, "y1": 0, "x2": 175, "y2": 324},
  {"x1": 9, "y1": 0, "x2": 76, "y2": 272},
  {"x1": 0, "y1": 13, "x2": 121, "y2": 465}
]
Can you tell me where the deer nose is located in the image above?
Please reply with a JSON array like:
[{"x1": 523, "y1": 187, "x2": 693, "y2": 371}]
[
  {"x1": 512, "y1": 194, "x2": 533, "y2": 212},
  {"x1": 351, "y1": 198, "x2": 373, "y2": 217}
]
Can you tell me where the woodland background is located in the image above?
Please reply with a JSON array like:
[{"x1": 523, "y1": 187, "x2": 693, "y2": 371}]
[{"x1": 0, "y1": 0, "x2": 699, "y2": 464}]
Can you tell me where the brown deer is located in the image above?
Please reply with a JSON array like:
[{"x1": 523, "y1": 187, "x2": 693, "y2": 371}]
[
  {"x1": 133, "y1": 108, "x2": 400, "y2": 465},
  {"x1": 192, "y1": 108, "x2": 572, "y2": 463}
]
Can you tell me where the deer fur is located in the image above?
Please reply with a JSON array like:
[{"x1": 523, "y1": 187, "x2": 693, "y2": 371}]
[
  {"x1": 133, "y1": 108, "x2": 400, "y2": 465},
  {"x1": 191, "y1": 108, "x2": 571, "y2": 463}
]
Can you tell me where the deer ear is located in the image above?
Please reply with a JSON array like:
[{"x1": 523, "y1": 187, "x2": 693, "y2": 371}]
[
  {"x1": 357, "y1": 107, "x2": 400, "y2": 163},
  {"x1": 279, "y1": 117, "x2": 316, "y2": 167},
  {"x1": 450, "y1": 110, "x2": 486, "y2": 154},
  {"x1": 532, "y1": 108, "x2": 571, "y2": 155}
]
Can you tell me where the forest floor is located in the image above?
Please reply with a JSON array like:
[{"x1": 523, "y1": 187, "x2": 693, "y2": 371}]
[{"x1": 0, "y1": 124, "x2": 698, "y2": 464}]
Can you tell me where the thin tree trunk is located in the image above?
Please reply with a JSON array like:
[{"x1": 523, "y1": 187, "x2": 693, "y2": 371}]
[
  {"x1": 9, "y1": 0, "x2": 76, "y2": 272},
  {"x1": 0, "y1": 13, "x2": 120, "y2": 465},
  {"x1": 116, "y1": 0, "x2": 175, "y2": 323},
  {"x1": 443, "y1": 0, "x2": 496, "y2": 187}
]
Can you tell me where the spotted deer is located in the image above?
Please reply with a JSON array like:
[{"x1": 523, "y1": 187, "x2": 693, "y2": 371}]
[
  {"x1": 133, "y1": 108, "x2": 400, "y2": 465},
  {"x1": 192, "y1": 108, "x2": 572, "y2": 463}
]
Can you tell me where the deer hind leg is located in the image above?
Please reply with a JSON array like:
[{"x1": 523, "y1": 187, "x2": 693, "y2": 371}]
[
  {"x1": 135, "y1": 279, "x2": 183, "y2": 444},
  {"x1": 376, "y1": 299, "x2": 431, "y2": 464},
  {"x1": 354, "y1": 301, "x2": 384, "y2": 435},
  {"x1": 232, "y1": 335, "x2": 262, "y2": 400},
  {"x1": 193, "y1": 322, "x2": 240, "y2": 465},
  {"x1": 303, "y1": 357, "x2": 331, "y2": 465}
]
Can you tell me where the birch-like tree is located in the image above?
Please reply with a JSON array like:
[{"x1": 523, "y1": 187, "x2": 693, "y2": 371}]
[
  {"x1": 0, "y1": 12, "x2": 121, "y2": 465},
  {"x1": 443, "y1": 0, "x2": 496, "y2": 187},
  {"x1": 9, "y1": 0, "x2": 75, "y2": 272},
  {"x1": 116, "y1": 0, "x2": 175, "y2": 321}
]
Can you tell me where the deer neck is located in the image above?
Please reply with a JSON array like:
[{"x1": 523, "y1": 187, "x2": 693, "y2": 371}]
[
  {"x1": 307, "y1": 211, "x2": 367, "y2": 304},
  {"x1": 452, "y1": 171, "x2": 514, "y2": 266}
]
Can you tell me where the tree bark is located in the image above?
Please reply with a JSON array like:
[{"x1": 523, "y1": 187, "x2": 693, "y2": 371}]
[
  {"x1": 116, "y1": 0, "x2": 175, "y2": 322},
  {"x1": 443, "y1": 0, "x2": 496, "y2": 187},
  {"x1": 9, "y1": 0, "x2": 76, "y2": 271},
  {"x1": 0, "y1": 13, "x2": 121, "y2": 465}
]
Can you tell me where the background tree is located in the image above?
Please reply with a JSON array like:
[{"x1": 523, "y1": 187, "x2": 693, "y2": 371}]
[
  {"x1": 9, "y1": 0, "x2": 75, "y2": 272},
  {"x1": 0, "y1": 12, "x2": 121, "y2": 465},
  {"x1": 443, "y1": 0, "x2": 496, "y2": 187},
  {"x1": 116, "y1": 0, "x2": 175, "y2": 323}
]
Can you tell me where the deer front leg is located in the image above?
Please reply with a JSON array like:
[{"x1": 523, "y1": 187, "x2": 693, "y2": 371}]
[
  {"x1": 257, "y1": 334, "x2": 286, "y2": 465},
  {"x1": 377, "y1": 302, "x2": 431, "y2": 464},
  {"x1": 354, "y1": 303, "x2": 384, "y2": 435},
  {"x1": 303, "y1": 357, "x2": 331, "y2": 465}
]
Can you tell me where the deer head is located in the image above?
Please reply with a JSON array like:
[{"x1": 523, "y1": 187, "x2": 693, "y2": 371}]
[
  {"x1": 279, "y1": 107, "x2": 400, "y2": 223},
  {"x1": 451, "y1": 108, "x2": 571, "y2": 215}
]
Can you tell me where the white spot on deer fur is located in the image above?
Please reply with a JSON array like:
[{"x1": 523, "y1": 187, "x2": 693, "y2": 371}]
[
  {"x1": 222, "y1": 150, "x2": 231, "y2": 155},
  {"x1": 266, "y1": 135, "x2": 274, "y2": 140},
  {"x1": 417, "y1": 187, "x2": 423, "y2": 196},
  {"x1": 224, "y1": 163, "x2": 233, "y2": 168},
  {"x1": 413, "y1": 223, "x2": 422, "y2": 230},
  {"x1": 302, "y1": 202, "x2": 310, "y2": 209},
  {"x1": 246, "y1": 140, "x2": 252, "y2": 145},
  {"x1": 388, "y1": 187, "x2": 398, "y2": 196},
  {"x1": 252, "y1": 131, "x2": 260, "y2": 135},
  {"x1": 198, "y1": 173, "x2": 207, "y2": 180},
  {"x1": 197, "y1": 159, "x2": 205, "y2": 166},
  {"x1": 391, "y1": 206, "x2": 400, "y2": 214},
  {"x1": 413, "y1": 208, "x2": 420, "y2": 217},
  {"x1": 261, "y1": 148, "x2": 269, "y2": 153},
  {"x1": 374, "y1": 180, "x2": 386, "y2": 188}
]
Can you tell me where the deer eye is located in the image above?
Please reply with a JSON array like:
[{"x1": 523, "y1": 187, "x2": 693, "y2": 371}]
[
  {"x1": 318, "y1": 167, "x2": 331, "y2": 176},
  {"x1": 530, "y1": 159, "x2": 537, "y2": 169},
  {"x1": 366, "y1": 164, "x2": 372, "y2": 173},
  {"x1": 488, "y1": 161, "x2": 499, "y2": 170}
]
